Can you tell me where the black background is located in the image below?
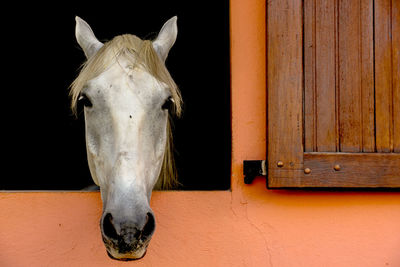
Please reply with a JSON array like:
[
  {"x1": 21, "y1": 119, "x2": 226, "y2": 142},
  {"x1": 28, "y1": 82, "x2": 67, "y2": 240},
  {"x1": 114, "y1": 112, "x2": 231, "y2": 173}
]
[{"x1": 2, "y1": 1, "x2": 230, "y2": 190}]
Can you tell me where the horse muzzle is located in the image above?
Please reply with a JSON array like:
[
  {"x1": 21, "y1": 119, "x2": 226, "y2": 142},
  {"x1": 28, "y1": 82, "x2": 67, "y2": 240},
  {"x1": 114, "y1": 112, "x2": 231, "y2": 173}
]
[{"x1": 100, "y1": 211, "x2": 155, "y2": 260}]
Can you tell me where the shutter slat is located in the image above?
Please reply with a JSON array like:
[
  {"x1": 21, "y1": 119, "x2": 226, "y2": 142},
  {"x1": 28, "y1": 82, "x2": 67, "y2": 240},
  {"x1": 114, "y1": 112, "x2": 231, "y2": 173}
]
[
  {"x1": 361, "y1": 0, "x2": 375, "y2": 152},
  {"x1": 315, "y1": 0, "x2": 337, "y2": 152},
  {"x1": 375, "y1": 0, "x2": 394, "y2": 152},
  {"x1": 267, "y1": 0, "x2": 304, "y2": 178},
  {"x1": 338, "y1": 0, "x2": 362, "y2": 152},
  {"x1": 393, "y1": 0, "x2": 400, "y2": 152}
]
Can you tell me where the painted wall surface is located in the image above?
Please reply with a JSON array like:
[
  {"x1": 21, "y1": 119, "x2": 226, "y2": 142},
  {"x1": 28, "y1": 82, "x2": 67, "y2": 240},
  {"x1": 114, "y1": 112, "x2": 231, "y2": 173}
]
[{"x1": 1, "y1": 0, "x2": 400, "y2": 266}]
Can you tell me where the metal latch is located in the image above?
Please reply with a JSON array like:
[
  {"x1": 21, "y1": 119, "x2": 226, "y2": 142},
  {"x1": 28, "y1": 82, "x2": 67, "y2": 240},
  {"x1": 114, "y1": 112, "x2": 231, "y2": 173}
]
[{"x1": 243, "y1": 160, "x2": 267, "y2": 184}]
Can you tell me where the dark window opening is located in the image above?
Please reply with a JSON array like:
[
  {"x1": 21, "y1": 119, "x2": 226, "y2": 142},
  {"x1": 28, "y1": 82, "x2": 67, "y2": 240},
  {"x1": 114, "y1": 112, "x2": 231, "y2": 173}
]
[{"x1": 1, "y1": 1, "x2": 230, "y2": 190}]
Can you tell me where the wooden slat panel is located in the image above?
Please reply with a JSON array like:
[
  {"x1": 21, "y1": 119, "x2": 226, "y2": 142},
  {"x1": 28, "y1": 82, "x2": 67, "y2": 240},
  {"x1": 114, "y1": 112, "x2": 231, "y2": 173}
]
[
  {"x1": 269, "y1": 153, "x2": 400, "y2": 188},
  {"x1": 360, "y1": 0, "x2": 375, "y2": 152},
  {"x1": 375, "y1": 0, "x2": 393, "y2": 152},
  {"x1": 267, "y1": 0, "x2": 304, "y2": 182},
  {"x1": 338, "y1": 0, "x2": 362, "y2": 152},
  {"x1": 304, "y1": 0, "x2": 316, "y2": 152},
  {"x1": 393, "y1": 0, "x2": 400, "y2": 152},
  {"x1": 305, "y1": 0, "x2": 375, "y2": 153},
  {"x1": 315, "y1": 0, "x2": 337, "y2": 151}
]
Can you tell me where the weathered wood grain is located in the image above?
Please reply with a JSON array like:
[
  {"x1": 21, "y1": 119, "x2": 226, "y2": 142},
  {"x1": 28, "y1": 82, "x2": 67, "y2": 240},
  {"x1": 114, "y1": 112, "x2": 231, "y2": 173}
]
[
  {"x1": 315, "y1": 0, "x2": 337, "y2": 152},
  {"x1": 304, "y1": 0, "x2": 317, "y2": 152},
  {"x1": 338, "y1": 0, "x2": 362, "y2": 152},
  {"x1": 393, "y1": 0, "x2": 400, "y2": 152},
  {"x1": 269, "y1": 153, "x2": 400, "y2": 188},
  {"x1": 375, "y1": 0, "x2": 393, "y2": 152},
  {"x1": 267, "y1": 0, "x2": 304, "y2": 179},
  {"x1": 304, "y1": 0, "x2": 375, "y2": 153},
  {"x1": 360, "y1": 0, "x2": 375, "y2": 152},
  {"x1": 267, "y1": 0, "x2": 400, "y2": 188}
]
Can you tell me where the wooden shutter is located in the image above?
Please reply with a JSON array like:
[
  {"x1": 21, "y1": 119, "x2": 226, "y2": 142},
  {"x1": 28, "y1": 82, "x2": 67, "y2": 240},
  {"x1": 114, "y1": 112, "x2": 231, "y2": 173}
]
[{"x1": 267, "y1": 0, "x2": 400, "y2": 188}]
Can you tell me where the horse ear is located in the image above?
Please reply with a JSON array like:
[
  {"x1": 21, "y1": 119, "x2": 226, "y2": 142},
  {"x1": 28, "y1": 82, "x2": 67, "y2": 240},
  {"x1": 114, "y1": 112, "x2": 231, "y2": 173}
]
[
  {"x1": 75, "y1": 16, "x2": 103, "y2": 59},
  {"x1": 153, "y1": 16, "x2": 178, "y2": 62}
]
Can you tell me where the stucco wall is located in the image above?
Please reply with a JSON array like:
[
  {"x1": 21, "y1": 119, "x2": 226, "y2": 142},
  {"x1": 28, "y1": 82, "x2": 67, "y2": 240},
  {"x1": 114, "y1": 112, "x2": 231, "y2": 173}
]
[{"x1": 1, "y1": 0, "x2": 400, "y2": 266}]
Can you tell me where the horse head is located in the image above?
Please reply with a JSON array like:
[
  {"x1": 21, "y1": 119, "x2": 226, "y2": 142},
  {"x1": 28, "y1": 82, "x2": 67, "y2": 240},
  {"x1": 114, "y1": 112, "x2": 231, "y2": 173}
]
[{"x1": 71, "y1": 16, "x2": 181, "y2": 260}]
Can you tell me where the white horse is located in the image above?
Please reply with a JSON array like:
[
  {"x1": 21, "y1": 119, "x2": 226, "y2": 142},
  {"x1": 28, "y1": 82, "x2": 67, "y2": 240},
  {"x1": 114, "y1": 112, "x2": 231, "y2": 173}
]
[{"x1": 71, "y1": 16, "x2": 182, "y2": 260}]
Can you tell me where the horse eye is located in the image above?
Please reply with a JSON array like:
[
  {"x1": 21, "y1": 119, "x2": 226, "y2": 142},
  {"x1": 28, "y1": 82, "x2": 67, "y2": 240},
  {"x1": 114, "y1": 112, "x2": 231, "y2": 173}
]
[
  {"x1": 162, "y1": 97, "x2": 174, "y2": 111},
  {"x1": 78, "y1": 94, "x2": 93, "y2": 108}
]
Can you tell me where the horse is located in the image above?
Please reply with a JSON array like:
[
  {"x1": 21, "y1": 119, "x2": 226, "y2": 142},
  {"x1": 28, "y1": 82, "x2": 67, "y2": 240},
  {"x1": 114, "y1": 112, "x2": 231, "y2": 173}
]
[{"x1": 70, "y1": 16, "x2": 182, "y2": 260}]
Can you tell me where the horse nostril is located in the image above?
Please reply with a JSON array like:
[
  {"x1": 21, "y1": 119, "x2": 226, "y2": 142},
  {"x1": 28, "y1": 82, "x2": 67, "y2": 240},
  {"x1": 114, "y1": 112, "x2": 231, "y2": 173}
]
[
  {"x1": 142, "y1": 212, "x2": 155, "y2": 238},
  {"x1": 102, "y1": 212, "x2": 155, "y2": 244},
  {"x1": 102, "y1": 213, "x2": 119, "y2": 240}
]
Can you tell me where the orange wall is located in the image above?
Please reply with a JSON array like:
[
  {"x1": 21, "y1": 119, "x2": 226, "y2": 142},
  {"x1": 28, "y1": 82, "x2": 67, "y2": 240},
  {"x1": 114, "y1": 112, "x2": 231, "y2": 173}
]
[{"x1": 1, "y1": 0, "x2": 400, "y2": 266}]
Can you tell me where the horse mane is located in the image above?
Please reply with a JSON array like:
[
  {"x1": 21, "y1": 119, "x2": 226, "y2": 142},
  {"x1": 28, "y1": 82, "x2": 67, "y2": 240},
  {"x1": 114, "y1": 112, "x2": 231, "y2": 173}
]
[{"x1": 70, "y1": 34, "x2": 182, "y2": 190}]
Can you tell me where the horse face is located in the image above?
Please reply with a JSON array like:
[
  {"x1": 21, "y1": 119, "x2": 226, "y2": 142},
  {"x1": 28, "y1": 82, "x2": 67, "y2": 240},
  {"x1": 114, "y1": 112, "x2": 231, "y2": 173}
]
[
  {"x1": 84, "y1": 59, "x2": 169, "y2": 259},
  {"x1": 74, "y1": 16, "x2": 177, "y2": 260}
]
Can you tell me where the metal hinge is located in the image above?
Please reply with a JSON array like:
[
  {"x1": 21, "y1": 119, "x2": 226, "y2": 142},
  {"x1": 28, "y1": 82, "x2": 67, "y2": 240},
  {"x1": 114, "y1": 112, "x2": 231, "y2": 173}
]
[{"x1": 243, "y1": 160, "x2": 267, "y2": 184}]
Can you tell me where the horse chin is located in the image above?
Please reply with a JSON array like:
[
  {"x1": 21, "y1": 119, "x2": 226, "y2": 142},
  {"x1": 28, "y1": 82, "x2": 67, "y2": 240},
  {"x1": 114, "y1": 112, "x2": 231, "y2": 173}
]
[{"x1": 106, "y1": 246, "x2": 147, "y2": 261}]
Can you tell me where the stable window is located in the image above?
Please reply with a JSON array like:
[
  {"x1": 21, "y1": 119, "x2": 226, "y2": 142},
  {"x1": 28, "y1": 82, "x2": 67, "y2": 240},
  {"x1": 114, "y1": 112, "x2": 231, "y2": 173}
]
[
  {"x1": 266, "y1": 0, "x2": 399, "y2": 188},
  {"x1": 1, "y1": 1, "x2": 230, "y2": 190}
]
